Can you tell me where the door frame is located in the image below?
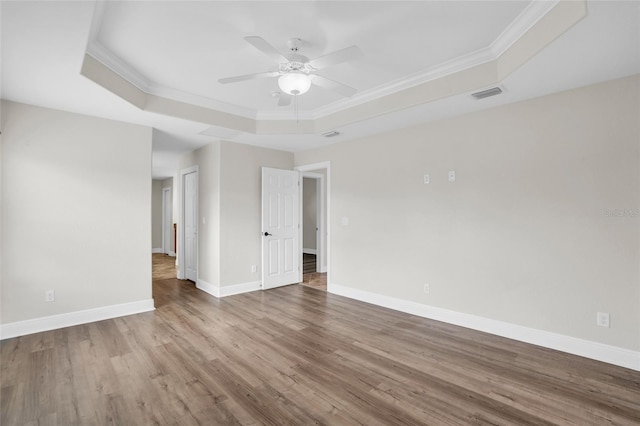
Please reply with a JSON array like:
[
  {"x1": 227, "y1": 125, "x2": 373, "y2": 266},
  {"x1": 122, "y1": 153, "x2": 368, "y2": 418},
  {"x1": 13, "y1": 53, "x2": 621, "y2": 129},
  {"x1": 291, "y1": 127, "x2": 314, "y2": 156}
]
[
  {"x1": 178, "y1": 165, "x2": 198, "y2": 280},
  {"x1": 301, "y1": 172, "x2": 324, "y2": 273},
  {"x1": 295, "y1": 161, "x2": 330, "y2": 279}
]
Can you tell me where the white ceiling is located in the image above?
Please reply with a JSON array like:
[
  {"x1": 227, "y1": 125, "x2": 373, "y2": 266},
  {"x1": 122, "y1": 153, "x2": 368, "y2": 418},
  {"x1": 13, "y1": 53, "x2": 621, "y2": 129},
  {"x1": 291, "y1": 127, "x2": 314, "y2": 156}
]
[
  {"x1": 2, "y1": 1, "x2": 639, "y2": 179},
  {"x1": 91, "y1": 1, "x2": 528, "y2": 114}
]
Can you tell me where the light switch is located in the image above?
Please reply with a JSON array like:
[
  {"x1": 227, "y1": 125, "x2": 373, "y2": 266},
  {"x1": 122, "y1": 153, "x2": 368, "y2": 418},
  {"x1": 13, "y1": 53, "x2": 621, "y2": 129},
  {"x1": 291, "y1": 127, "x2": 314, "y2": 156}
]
[
  {"x1": 423, "y1": 174, "x2": 430, "y2": 184},
  {"x1": 597, "y1": 312, "x2": 610, "y2": 328}
]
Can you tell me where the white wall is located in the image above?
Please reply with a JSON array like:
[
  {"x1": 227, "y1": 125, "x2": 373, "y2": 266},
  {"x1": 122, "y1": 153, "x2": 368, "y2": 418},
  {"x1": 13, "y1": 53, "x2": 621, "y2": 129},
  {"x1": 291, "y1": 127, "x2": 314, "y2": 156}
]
[
  {"x1": 151, "y1": 179, "x2": 163, "y2": 250},
  {"x1": 1, "y1": 101, "x2": 153, "y2": 326},
  {"x1": 295, "y1": 75, "x2": 640, "y2": 354}
]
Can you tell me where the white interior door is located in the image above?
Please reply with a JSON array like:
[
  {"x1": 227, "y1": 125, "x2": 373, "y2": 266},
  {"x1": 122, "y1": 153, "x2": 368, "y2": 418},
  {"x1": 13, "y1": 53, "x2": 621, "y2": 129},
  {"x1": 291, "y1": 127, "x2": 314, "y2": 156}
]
[
  {"x1": 183, "y1": 171, "x2": 198, "y2": 281},
  {"x1": 262, "y1": 167, "x2": 301, "y2": 290},
  {"x1": 162, "y1": 187, "x2": 172, "y2": 254}
]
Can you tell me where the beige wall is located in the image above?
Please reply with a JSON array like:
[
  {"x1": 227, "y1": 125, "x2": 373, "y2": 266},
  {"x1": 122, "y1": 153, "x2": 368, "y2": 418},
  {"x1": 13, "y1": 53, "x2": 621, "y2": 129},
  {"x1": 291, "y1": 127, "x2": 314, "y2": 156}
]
[
  {"x1": 178, "y1": 141, "x2": 221, "y2": 285},
  {"x1": 177, "y1": 140, "x2": 293, "y2": 288},
  {"x1": 295, "y1": 75, "x2": 640, "y2": 351},
  {"x1": 303, "y1": 177, "x2": 317, "y2": 250},
  {"x1": 219, "y1": 141, "x2": 293, "y2": 286},
  {"x1": 151, "y1": 179, "x2": 163, "y2": 249},
  {"x1": 1, "y1": 101, "x2": 153, "y2": 324}
]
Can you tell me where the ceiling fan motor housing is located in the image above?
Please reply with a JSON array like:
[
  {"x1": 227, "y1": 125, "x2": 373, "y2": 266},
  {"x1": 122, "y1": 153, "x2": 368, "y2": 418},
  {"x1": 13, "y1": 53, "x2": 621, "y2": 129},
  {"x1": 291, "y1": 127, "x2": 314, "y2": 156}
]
[{"x1": 287, "y1": 37, "x2": 303, "y2": 52}]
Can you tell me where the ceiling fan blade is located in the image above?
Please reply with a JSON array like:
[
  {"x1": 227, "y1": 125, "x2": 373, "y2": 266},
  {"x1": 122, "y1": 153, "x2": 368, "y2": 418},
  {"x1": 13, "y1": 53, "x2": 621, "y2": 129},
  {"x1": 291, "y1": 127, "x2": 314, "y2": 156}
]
[
  {"x1": 218, "y1": 71, "x2": 279, "y2": 84},
  {"x1": 312, "y1": 75, "x2": 357, "y2": 97},
  {"x1": 307, "y1": 45, "x2": 362, "y2": 70},
  {"x1": 244, "y1": 36, "x2": 289, "y2": 64},
  {"x1": 277, "y1": 93, "x2": 292, "y2": 107}
]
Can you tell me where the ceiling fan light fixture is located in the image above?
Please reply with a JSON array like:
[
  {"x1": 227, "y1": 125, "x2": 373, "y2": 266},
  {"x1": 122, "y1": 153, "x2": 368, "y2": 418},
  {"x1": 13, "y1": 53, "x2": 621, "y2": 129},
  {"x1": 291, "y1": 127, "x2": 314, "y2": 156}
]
[{"x1": 278, "y1": 72, "x2": 311, "y2": 96}]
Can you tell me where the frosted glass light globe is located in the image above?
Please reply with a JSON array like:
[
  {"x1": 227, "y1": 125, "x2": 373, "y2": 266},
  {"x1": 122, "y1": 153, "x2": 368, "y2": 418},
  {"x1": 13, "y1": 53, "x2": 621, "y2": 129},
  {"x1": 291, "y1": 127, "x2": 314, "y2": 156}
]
[{"x1": 278, "y1": 72, "x2": 311, "y2": 96}]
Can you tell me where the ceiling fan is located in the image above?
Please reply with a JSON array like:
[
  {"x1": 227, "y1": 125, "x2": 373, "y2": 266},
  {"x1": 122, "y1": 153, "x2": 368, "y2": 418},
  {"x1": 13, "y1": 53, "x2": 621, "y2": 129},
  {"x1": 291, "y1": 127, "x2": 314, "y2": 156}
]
[{"x1": 218, "y1": 36, "x2": 362, "y2": 106}]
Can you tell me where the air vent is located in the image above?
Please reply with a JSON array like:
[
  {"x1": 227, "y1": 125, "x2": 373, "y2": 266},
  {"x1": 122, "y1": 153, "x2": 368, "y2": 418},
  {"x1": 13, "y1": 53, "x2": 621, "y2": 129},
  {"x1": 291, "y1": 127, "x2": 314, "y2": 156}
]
[
  {"x1": 471, "y1": 86, "x2": 503, "y2": 100},
  {"x1": 322, "y1": 130, "x2": 341, "y2": 138}
]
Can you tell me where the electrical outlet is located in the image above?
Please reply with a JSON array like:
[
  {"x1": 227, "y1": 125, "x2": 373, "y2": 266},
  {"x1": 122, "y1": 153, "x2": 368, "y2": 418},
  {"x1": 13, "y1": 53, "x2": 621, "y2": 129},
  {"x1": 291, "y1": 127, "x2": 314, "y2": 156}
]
[
  {"x1": 45, "y1": 290, "x2": 55, "y2": 302},
  {"x1": 423, "y1": 174, "x2": 430, "y2": 184},
  {"x1": 597, "y1": 312, "x2": 610, "y2": 328},
  {"x1": 251, "y1": 265, "x2": 257, "y2": 273},
  {"x1": 448, "y1": 170, "x2": 456, "y2": 182},
  {"x1": 424, "y1": 284, "x2": 430, "y2": 294}
]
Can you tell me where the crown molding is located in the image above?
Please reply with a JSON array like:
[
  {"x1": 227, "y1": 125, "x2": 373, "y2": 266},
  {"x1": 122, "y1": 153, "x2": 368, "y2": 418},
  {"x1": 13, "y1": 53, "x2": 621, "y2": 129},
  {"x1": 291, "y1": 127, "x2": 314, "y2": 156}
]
[
  {"x1": 86, "y1": 42, "x2": 152, "y2": 92},
  {"x1": 491, "y1": 0, "x2": 560, "y2": 57},
  {"x1": 86, "y1": 0, "x2": 106, "y2": 47}
]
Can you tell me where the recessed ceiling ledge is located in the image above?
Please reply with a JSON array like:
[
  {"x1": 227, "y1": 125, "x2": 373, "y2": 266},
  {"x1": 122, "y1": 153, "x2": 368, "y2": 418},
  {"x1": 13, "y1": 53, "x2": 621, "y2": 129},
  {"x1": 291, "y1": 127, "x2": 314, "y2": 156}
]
[{"x1": 81, "y1": 54, "x2": 147, "y2": 110}]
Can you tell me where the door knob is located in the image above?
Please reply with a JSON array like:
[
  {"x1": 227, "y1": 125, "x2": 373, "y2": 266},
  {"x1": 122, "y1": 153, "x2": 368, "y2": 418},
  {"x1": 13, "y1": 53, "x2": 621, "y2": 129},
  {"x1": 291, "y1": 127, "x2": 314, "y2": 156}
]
[{"x1": 263, "y1": 232, "x2": 272, "y2": 236}]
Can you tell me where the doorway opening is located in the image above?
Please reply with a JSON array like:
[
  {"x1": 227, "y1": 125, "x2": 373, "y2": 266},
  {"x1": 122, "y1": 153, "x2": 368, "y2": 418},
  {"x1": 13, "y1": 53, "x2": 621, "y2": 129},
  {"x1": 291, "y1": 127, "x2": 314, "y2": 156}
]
[{"x1": 296, "y1": 162, "x2": 330, "y2": 291}]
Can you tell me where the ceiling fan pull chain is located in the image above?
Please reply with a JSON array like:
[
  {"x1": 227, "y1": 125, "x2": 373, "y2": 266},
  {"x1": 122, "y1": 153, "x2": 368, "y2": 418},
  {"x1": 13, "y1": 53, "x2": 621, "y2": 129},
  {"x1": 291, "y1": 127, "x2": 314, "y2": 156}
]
[{"x1": 294, "y1": 95, "x2": 299, "y2": 124}]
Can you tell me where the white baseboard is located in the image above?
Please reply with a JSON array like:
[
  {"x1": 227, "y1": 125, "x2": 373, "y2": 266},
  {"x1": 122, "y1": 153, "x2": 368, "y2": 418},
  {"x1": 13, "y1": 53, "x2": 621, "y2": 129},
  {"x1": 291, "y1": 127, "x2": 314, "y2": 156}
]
[
  {"x1": 220, "y1": 280, "x2": 262, "y2": 297},
  {"x1": 196, "y1": 278, "x2": 220, "y2": 298},
  {"x1": 328, "y1": 283, "x2": 640, "y2": 372},
  {"x1": 196, "y1": 279, "x2": 262, "y2": 298},
  {"x1": 303, "y1": 248, "x2": 317, "y2": 255},
  {"x1": 153, "y1": 248, "x2": 176, "y2": 256},
  {"x1": 0, "y1": 299, "x2": 155, "y2": 340}
]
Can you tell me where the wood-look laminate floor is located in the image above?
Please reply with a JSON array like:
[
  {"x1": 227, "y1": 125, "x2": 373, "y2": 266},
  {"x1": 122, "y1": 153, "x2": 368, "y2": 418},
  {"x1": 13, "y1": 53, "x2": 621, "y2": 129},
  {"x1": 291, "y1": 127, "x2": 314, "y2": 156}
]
[
  {"x1": 1, "y1": 258, "x2": 639, "y2": 425},
  {"x1": 301, "y1": 272, "x2": 327, "y2": 291},
  {"x1": 303, "y1": 253, "x2": 317, "y2": 275},
  {"x1": 152, "y1": 253, "x2": 177, "y2": 280}
]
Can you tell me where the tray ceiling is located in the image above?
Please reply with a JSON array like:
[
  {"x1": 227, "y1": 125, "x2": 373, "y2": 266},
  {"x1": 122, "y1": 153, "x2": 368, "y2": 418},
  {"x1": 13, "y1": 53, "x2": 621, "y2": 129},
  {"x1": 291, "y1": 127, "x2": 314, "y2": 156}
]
[{"x1": 87, "y1": 1, "x2": 531, "y2": 117}]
